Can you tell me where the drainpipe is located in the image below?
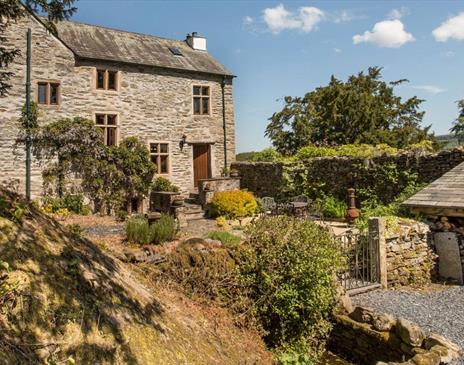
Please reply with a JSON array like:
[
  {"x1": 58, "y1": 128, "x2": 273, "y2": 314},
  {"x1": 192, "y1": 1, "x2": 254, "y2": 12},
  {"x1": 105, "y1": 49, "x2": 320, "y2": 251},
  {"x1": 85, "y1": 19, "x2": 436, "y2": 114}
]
[{"x1": 221, "y1": 76, "x2": 227, "y2": 173}]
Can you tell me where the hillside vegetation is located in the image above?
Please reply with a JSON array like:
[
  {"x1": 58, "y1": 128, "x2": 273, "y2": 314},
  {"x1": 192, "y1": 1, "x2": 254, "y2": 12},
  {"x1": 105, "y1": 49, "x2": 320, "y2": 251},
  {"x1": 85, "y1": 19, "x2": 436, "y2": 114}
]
[{"x1": 0, "y1": 188, "x2": 271, "y2": 365}]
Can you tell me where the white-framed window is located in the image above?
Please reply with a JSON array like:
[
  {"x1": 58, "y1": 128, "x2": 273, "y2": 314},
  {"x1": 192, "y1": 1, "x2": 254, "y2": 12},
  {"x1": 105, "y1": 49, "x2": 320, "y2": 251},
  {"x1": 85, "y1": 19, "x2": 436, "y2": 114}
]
[
  {"x1": 95, "y1": 113, "x2": 118, "y2": 146},
  {"x1": 149, "y1": 142, "x2": 170, "y2": 174}
]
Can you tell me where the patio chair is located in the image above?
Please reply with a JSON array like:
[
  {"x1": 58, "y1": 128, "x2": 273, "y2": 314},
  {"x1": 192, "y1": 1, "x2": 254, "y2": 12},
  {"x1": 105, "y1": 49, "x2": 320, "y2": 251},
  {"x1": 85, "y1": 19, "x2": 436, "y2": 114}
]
[
  {"x1": 261, "y1": 196, "x2": 277, "y2": 215},
  {"x1": 290, "y1": 195, "x2": 309, "y2": 203}
]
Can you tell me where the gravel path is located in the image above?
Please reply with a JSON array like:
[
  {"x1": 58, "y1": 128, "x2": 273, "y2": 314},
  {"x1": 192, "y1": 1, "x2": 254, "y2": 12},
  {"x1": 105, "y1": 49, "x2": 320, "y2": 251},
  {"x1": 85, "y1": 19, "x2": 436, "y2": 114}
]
[
  {"x1": 84, "y1": 224, "x2": 124, "y2": 236},
  {"x1": 353, "y1": 286, "x2": 464, "y2": 364}
]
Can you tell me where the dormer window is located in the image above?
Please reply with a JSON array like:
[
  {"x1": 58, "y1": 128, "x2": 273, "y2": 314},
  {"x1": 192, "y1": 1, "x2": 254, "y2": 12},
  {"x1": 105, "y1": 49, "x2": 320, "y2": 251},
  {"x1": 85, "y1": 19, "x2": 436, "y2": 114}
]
[{"x1": 96, "y1": 69, "x2": 119, "y2": 91}]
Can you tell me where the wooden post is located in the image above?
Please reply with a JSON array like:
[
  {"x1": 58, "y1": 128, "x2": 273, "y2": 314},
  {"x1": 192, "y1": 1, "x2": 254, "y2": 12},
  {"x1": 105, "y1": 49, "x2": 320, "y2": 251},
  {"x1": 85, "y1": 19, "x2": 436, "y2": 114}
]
[{"x1": 368, "y1": 217, "x2": 387, "y2": 289}]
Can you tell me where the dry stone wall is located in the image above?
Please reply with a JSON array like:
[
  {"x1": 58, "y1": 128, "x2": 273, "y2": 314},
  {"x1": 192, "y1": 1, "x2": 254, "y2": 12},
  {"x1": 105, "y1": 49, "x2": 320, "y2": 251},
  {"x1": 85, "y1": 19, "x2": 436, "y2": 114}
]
[
  {"x1": 0, "y1": 14, "x2": 235, "y2": 197},
  {"x1": 328, "y1": 306, "x2": 462, "y2": 365},
  {"x1": 231, "y1": 148, "x2": 464, "y2": 201},
  {"x1": 384, "y1": 221, "x2": 437, "y2": 287}
]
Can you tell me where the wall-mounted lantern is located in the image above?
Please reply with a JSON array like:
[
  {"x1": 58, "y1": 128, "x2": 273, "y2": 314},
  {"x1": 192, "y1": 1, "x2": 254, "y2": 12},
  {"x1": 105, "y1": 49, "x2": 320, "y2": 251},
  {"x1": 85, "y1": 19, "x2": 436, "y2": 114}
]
[{"x1": 179, "y1": 134, "x2": 187, "y2": 151}]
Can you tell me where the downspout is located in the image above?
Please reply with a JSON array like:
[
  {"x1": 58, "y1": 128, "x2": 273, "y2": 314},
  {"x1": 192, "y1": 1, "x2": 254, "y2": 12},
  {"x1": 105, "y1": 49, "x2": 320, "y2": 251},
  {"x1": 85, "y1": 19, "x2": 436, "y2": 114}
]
[{"x1": 221, "y1": 76, "x2": 228, "y2": 173}]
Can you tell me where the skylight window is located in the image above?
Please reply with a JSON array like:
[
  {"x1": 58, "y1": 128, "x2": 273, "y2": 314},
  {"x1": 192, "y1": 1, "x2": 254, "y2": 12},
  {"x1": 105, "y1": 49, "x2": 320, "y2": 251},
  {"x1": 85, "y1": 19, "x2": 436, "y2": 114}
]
[{"x1": 169, "y1": 47, "x2": 183, "y2": 56}]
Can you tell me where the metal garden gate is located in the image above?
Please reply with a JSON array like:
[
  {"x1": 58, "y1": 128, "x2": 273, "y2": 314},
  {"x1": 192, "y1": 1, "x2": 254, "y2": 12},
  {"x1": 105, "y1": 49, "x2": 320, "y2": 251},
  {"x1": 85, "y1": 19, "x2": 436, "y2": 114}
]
[{"x1": 337, "y1": 230, "x2": 381, "y2": 295}]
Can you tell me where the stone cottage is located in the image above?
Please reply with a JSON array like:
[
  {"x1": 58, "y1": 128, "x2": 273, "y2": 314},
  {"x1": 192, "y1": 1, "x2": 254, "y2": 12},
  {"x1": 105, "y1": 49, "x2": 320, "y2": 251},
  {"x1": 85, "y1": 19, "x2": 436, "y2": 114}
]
[{"x1": 0, "y1": 7, "x2": 235, "y2": 201}]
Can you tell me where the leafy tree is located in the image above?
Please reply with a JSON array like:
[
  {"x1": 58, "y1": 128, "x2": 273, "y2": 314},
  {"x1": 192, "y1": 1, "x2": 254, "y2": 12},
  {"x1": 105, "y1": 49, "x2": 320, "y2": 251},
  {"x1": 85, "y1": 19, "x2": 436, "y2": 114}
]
[
  {"x1": 266, "y1": 67, "x2": 432, "y2": 155},
  {"x1": 0, "y1": 0, "x2": 77, "y2": 96},
  {"x1": 450, "y1": 99, "x2": 464, "y2": 144}
]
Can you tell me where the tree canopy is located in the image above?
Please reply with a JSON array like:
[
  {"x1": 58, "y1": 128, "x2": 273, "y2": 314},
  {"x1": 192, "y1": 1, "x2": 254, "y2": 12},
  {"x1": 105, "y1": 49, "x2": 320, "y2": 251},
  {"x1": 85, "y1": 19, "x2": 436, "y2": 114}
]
[
  {"x1": 0, "y1": 0, "x2": 77, "y2": 96},
  {"x1": 450, "y1": 99, "x2": 464, "y2": 144},
  {"x1": 265, "y1": 67, "x2": 433, "y2": 155}
]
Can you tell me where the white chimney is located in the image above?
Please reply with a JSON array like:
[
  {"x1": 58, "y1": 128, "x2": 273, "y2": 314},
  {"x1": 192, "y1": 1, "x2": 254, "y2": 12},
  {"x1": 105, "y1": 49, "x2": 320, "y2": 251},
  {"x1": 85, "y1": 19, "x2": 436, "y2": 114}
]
[{"x1": 186, "y1": 32, "x2": 207, "y2": 51}]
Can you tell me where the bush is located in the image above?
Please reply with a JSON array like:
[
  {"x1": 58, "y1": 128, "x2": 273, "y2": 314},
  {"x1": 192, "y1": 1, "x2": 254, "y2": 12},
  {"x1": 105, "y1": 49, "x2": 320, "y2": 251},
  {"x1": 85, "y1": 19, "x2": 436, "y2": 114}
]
[
  {"x1": 41, "y1": 194, "x2": 90, "y2": 215},
  {"x1": 320, "y1": 196, "x2": 347, "y2": 219},
  {"x1": 150, "y1": 213, "x2": 177, "y2": 244},
  {"x1": 152, "y1": 177, "x2": 179, "y2": 193},
  {"x1": 209, "y1": 190, "x2": 258, "y2": 218},
  {"x1": 207, "y1": 231, "x2": 241, "y2": 247},
  {"x1": 126, "y1": 217, "x2": 151, "y2": 244},
  {"x1": 239, "y1": 216, "x2": 343, "y2": 362},
  {"x1": 63, "y1": 194, "x2": 87, "y2": 215},
  {"x1": 126, "y1": 214, "x2": 176, "y2": 245}
]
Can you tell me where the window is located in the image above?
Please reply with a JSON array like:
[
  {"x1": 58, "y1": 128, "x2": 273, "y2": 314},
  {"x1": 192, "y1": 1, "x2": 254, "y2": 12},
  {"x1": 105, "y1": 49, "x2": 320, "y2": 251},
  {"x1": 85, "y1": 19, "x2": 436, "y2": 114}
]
[
  {"x1": 193, "y1": 86, "x2": 210, "y2": 115},
  {"x1": 96, "y1": 69, "x2": 119, "y2": 91},
  {"x1": 150, "y1": 143, "x2": 170, "y2": 174},
  {"x1": 95, "y1": 114, "x2": 118, "y2": 146},
  {"x1": 169, "y1": 47, "x2": 183, "y2": 56},
  {"x1": 37, "y1": 82, "x2": 60, "y2": 105}
]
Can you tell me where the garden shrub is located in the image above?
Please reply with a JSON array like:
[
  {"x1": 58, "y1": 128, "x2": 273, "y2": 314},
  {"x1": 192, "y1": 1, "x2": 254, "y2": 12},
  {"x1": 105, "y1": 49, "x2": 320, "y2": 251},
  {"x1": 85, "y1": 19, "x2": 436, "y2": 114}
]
[
  {"x1": 150, "y1": 213, "x2": 177, "y2": 244},
  {"x1": 320, "y1": 196, "x2": 347, "y2": 219},
  {"x1": 151, "y1": 177, "x2": 179, "y2": 193},
  {"x1": 239, "y1": 216, "x2": 343, "y2": 363},
  {"x1": 209, "y1": 190, "x2": 258, "y2": 218},
  {"x1": 126, "y1": 214, "x2": 176, "y2": 245},
  {"x1": 126, "y1": 217, "x2": 151, "y2": 244},
  {"x1": 207, "y1": 230, "x2": 241, "y2": 247}
]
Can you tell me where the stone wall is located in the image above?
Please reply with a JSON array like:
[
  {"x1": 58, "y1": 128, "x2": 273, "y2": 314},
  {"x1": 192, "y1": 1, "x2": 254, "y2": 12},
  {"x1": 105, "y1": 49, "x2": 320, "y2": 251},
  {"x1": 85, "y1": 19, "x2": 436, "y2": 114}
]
[
  {"x1": 198, "y1": 177, "x2": 240, "y2": 207},
  {"x1": 0, "y1": 14, "x2": 235, "y2": 197},
  {"x1": 384, "y1": 220, "x2": 437, "y2": 287},
  {"x1": 231, "y1": 148, "x2": 464, "y2": 200},
  {"x1": 328, "y1": 306, "x2": 462, "y2": 365}
]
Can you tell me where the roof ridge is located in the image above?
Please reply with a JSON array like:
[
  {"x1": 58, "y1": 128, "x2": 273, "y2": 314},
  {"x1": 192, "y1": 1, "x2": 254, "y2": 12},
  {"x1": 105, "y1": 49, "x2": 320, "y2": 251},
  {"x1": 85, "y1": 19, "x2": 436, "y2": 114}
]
[{"x1": 48, "y1": 16, "x2": 188, "y2": 46}]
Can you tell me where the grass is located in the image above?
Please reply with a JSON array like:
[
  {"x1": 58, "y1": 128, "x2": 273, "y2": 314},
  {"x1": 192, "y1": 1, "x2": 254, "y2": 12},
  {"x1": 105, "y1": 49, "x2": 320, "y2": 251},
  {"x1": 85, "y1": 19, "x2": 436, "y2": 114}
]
[{"x1": 207, "y1": 231, "x2": 241, "y2": 247}]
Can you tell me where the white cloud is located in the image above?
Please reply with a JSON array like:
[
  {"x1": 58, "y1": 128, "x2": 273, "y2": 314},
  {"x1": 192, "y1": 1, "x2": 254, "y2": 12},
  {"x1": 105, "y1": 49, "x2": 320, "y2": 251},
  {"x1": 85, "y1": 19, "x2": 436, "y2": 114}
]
[
  {"x1": 333, "y1": 47, "x2": 342, "y2": 53},
  {"x1": 388, "y1": 7, "x2": 409, "y2": 20},
  {"x1": 445, "y1": 50, "x2": 455, "y2": 57},
  {"x1": 412, "y1": 85, "x2": 446, "y2": 94},
  {"x1": 243, "y1": 16, "x2": 254, "y2": 25},
  {"x1": 333, "y1": 10, "x2": 355, "y2": 24},
  {"x1": 433, "y1": 13, "x2": 464, "y2": 42},
  {"x1": 353, "y1": 19, "x2": 415, "y2": 48},
  {"x1": 262, "y1": 4, "x2": 324, "y2": 34}
]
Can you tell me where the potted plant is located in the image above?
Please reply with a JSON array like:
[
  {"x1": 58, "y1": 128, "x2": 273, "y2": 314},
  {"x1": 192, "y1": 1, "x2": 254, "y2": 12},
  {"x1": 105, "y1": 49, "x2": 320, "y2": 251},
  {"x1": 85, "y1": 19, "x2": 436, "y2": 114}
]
[{"x1": 150, "y1": 177, "x2": 182, "y2": 212}]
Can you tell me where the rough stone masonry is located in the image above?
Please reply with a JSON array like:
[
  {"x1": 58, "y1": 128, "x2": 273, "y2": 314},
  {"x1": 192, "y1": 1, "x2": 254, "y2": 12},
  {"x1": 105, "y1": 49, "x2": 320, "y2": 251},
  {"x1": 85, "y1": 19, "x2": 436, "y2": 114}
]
[{"x1": 0, "y1": 11, "x2": 235, "y2": 197}]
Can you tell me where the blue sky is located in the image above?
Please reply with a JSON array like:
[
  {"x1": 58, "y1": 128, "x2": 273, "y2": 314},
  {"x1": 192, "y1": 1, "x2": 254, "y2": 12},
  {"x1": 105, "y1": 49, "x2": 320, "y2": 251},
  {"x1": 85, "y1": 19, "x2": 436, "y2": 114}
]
[{"x1": 72, "y1": 0, "x2": 464, "y2": 152}]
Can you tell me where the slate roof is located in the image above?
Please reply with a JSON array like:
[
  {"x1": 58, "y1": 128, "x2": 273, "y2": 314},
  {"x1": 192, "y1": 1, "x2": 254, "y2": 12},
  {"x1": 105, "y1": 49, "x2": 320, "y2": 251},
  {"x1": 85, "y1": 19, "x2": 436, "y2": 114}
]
[
  {"x1": 50, "y1": 19, "x2": 233, "y2": 76},
  {"x1": 403, "y1": 162, "x2": 464, "y2": 210}
]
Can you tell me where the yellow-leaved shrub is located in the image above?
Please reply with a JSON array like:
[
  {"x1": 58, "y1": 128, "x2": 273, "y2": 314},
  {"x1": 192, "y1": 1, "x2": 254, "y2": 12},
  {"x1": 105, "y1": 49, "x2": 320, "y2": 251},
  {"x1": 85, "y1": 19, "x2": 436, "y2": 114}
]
[{"x1": 209, "y1": 191, "x2": 258, "y2": 218}]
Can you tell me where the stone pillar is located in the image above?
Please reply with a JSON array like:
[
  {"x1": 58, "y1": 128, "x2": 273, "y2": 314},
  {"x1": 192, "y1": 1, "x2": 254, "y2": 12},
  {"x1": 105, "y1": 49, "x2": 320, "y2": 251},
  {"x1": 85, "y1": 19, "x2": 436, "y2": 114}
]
[{"x1": 368, "y1": 217, "x2": 387, "y2": 289}]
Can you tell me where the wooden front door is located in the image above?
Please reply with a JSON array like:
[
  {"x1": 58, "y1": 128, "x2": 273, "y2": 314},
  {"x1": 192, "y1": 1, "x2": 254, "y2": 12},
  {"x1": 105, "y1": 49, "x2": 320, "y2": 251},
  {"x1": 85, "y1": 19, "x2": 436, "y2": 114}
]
[{"x1": 193, "y1": 144, "x2": 210, "y2": 187}]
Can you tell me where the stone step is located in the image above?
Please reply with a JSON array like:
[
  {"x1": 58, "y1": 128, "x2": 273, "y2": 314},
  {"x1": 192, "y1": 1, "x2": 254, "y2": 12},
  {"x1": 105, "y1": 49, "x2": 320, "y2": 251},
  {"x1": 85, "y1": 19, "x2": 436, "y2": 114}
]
[{"x1": 185, "y1": 210, "x2": 206, "y2": 221}]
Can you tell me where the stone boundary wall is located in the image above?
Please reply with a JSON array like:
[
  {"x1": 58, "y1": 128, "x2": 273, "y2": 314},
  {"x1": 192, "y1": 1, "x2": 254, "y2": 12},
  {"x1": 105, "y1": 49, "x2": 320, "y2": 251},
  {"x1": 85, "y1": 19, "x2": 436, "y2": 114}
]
[
  {"x1": 328, "y1": 306, "x2": 462, "y2": 365},
  {"x1": 231, "y1": 148, "x2": 464, "y2": 199},
  {"x1": 383, "y1": 221, "x2": 437, "y2": 287}
]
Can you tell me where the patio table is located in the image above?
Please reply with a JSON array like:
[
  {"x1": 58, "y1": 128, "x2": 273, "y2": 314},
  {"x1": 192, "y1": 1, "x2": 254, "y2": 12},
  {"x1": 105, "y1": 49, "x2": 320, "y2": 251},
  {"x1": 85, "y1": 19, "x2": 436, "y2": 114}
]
[{"x1": 291, "y1": 201, "x2": 308, "y2": 217}]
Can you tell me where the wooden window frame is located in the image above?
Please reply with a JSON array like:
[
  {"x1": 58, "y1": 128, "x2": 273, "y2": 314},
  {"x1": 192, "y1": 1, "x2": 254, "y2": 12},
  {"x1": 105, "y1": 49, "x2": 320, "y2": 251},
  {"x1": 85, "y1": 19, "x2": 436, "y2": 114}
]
[
  {"x1": 95, "y1": 113, "x2": 119, "y2": 146},
  {"x1": 37, "y1": 81, "x2": 61, "y2": 105},
  {"x1": 95, "y1": 69, "x2": 120, "y2": 91},
  {"x1": 193, "y1": 85, "x2": 210, "y2": 116},
  {"x1": 149, "y1": 142, "x2": 171, "y2": 175}
]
